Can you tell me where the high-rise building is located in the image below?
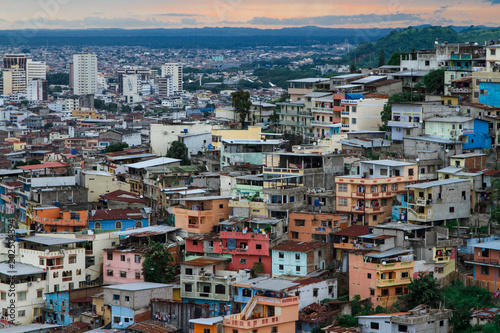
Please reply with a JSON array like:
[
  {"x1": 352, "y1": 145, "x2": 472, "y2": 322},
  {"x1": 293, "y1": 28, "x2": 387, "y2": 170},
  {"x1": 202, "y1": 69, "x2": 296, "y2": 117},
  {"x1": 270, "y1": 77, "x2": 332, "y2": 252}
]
[
  {"x1": 161, "y1": 62, "x2": 183, "y2": 93},
  {"x1": 117, "y1": 66, "x2": 152, "y2": 94},
  {"x1": 72, "y1": 53, "x2": 98, "y2": 95},
  {"x1": 2, "y1": 68, "x2": 27, "y2": 95},
  {"x1": 26, "y1": 59, "x2": 47, "y2": 84},
  {"x1": 158, "y1": 76, "x2": 174, "y2": 99},
  {"x1": 26, "y1": 79, "x2": 48, "y2": 102},
  {"x1": 3, "y1": 54, "x2": 27, "y2": 70}
]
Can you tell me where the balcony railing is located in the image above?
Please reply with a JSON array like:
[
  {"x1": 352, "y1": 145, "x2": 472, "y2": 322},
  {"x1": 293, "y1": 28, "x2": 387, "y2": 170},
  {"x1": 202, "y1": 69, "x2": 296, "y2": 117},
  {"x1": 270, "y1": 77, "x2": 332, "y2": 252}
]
[{"x1": 470, "y1": 258, "x2": 500, "y2": 266}]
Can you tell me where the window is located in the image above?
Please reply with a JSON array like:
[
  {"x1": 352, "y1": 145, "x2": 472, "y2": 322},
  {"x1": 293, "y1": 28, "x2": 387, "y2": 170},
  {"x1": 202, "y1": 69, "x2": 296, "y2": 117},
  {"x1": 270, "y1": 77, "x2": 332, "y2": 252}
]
[
  {"x1": 425, "y1": 60, "x2": 430, "y2": 66},
  {"x1": 125, "y1": 296, "x2": 130, "y2": 302},
  {"x1": 398, "y1": 325, "x2": 408, "y2": 332},
  {"x1": 219, "y1": 204, "x2": 224, "y2": 209},
  {"x1": 185, "y1": 268, "x2": 193, "y2": 275},
  {"x1": 120, "y1": 255, "x2": 125, "y2": 262},
  {"x1": 338, "y1": 184, "x2": 347, "y2": 192},
  {"x1": 338, "y1": 198, "x2": 348, "y2": 206},
  {"x1": 481, "y1": 265, "x2": 490, "y2": 275},
  {"x1": 381, "y1": 198, "x2": 387, "y2": 206},
  {"x1": 313, "y1": 288, "x2": 318, "y2": 297},
  {"x1": 381, "y1": 288, "x2": 389, "y2": 296},
  {"x1": 367, "y1": 273, "x2": 371, "y2": 279},
  {"x1": 296, "y1": 266, "x2": 301, "y2": 272},
  {"x1": 291, "y1": 232, "x2": 299, "y2": 239},
  {"x1": 240, "y1": 258, "x2": 247, "y2": 265},
  {"x1": 373, "y1": 215, "x2": 377, "y2": 221},
  {"x1": 185, "y1": 284, "x2": 192, "y2": 292},
  {"x1": 215, "y1": 284, "x2": 226, "y2": 294},
  {"x1": 107, "y1": 269, "x2": 113, "y2": 276},
  {"x1": 114, "y1": 316, "x2": 121, "y2": 324},
  {"x1": 279, "y1": 252, "x2": 284, "y2": 259},
  {"x1": 136, "y1": 220, "x2": 142, "y2": 228},
  {"x1": 295, "y1": 253, "x2": 300, "y2": 260},
  {"x1": 113, "y1": 294, "x2": 120, "y2": 301},
  {"x1": 290, "y1": 196, "x2": 295, "y2": 203},
  {"x1": 408, "y1": 168, "x2": 414, "y2": 176},
  {"x1": 371, "y1": 185, "x2": 377, "y2": 193},
  {"x1": 120, "y1": 271, "x2": 126, "y2": 278},
  {"x1": 94, "y1": 222, "x2": 101, "y2": 229},
  {"x1": 69, "y1": 255, "x2": 77, "y2": 264},
  {"x1": 39, "y1": 258, "x2": 44, "y2": 265},
  {"x1": 107, "y1": 252, "x2": 113, "y2": 260},
  {"x1": 491, "y1": 49, "x2": 497, "y2": 56},
  {"x1": 370, "y1": 289, "x2": 375, "y2": 296},
  {"x1": 395, "y1": 287, "x2": 403, "y2": 295},
  {"x1": 392, "y1": 184, "x2": 398, "y2": 191},
  {"x1": 115, "y1": 221, "x2": 122, "y2": 229},
  {"x1": 271, "y1": 326, "x2": 278, "y2": 333},
  {"x1": 18, "y1": 310, "x2": 25, "y2": 317},
  {"x1": 204, "y1": 329, "x2": 211, "y2": 333},
  {"x1": 449, "y1": 207, "x2": 455, "y2": 213},
  {"x1": 295, "y1": 219, "x2": 305, "y2": 227},
  {"x1": 1, "y1": 292, "x2": 5, "y2": 300},
  {"x1": 380, "y1": 169, "x2": 388, "y2": 177},
  {"x1": 135, "y1": 255, "x2": 141, "y2": 263},
  {"x1": 136, "y1": 272, "x2": 141, "y2": 279},
  {"x1": 17, "y1": 292, "x2": 26, "y2": 301},
  {"x1": 256, "y1": 244, "x2": 262, "y2": 250},
  {"x1": 402, "y1": 271, "x2": 409, "y2": 278},
  {"x1": 233, "y1": 330, "x2": 238, "y2": 333},
  {"x1": 440, "y1": 320, "x2": 444, "y2": 327},
  {"x1": 351, "y1": 118, "x2": 356, "y2": 124},
  {"x1": 279, "y1": 265, "x2": 284, "y2": 271}
]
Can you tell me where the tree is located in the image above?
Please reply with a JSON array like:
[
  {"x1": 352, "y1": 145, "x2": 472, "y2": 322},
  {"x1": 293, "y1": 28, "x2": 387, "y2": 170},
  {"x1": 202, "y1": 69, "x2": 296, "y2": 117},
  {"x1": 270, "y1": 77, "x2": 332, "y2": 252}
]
[
  {"x1": 349, "y1": 62, "x2": 357, "y2": 73},
  {"x1": 422, "y1": 68, "x2": 445, "y2": 94},
  {"x1": 104, "y1": 142, "x2": 129, "y2": 153},
  {"x1": 378, "y1": 50, "x2": 385, "y2": 67},
  {"x1": 43, "y1": 122, "x2": 53, "y2": 131},
  {"x1": 133, "y1": 104, "x2": 143, "y2": 111},
  {"x1": 142, "y1": 239, "x2": 177, "y2": 284},
  {"x1": 121, "y1": 105, "x2": 132, "y2": 113},
  {"x1": 491, "y1": 178, "x2": 500, "y2": 224},
  {"x1": 13, "y1": 159, "x2": 41, "y2": 169},
  {"x1": 387, "y1": 52, "x2": 407, "y2": 66},
  {"x1": 166, "y1": 141, "x2": 190, "y2": 165},
  {"x1": 231, "y1": 90, "x2": 251, "y2": 128},
  {"x1": 397, "y1": 272, "x2": 441, "y2": 310},
  {"x1": 94, "y1": 99, "x2": 107, "y2": 110},
  {"x1": 52, "y1": 86, "x2": 63, "y2": 93},
  {"x1": 338, "y1": 315, "x2": 358, "y2": 327}
]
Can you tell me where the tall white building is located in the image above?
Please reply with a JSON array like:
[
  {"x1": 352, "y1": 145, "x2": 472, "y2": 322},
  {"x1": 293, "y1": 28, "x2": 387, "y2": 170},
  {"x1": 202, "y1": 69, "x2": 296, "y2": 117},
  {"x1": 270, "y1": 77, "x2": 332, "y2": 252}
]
[
  {"x1": 26, "y1": 59, "x2": 46, "y2": 84},
  {"x1": 161, "y1": 62, "x2": 183, "y2": 93},
  {"x1": 158, "y1": 76, "x2": 175, "y2": 99},
  {"x1": 122, "y1": 74, "x2": 142, "y2": 104},
  {"x1": 72, "y1": 53, "x2": 98, "y2": 95},
  {"x1": 26, "y1": 79, "x2": 47, "y2": 102}
]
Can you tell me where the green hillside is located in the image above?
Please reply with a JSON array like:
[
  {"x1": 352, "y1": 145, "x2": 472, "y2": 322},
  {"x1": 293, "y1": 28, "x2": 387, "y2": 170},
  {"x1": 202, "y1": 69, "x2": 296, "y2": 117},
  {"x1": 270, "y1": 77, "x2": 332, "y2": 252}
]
[{"x1": 344, "y1": 25, "x2": 500, "y2": 68}]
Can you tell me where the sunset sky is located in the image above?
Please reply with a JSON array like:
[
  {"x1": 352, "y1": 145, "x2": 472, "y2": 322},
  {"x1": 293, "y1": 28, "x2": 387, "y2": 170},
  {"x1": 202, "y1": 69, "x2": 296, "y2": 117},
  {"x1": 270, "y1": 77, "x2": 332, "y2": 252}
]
[{"x1": 0, "y1": 0, "x2": 499, "y2": 30}]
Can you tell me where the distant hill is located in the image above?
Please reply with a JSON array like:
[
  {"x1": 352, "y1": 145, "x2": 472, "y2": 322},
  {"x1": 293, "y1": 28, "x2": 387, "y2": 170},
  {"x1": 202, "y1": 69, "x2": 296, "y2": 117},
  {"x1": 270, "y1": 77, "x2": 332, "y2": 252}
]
[{"x1": 343, "y1": 25, "x2": 500, "y2": 68}]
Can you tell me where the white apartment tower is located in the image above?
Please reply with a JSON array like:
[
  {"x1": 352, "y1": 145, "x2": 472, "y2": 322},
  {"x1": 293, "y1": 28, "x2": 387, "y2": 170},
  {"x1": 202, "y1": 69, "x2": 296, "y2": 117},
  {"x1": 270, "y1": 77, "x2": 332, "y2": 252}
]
[
  {"x1": 161, "y1": 62, "x2": 183, "y2": 93},
  {"x1": 72, "y1": 53, "x2": 98, "y2": 95},
  {"x1": 26, "y1": 59, "x2": 46, "y2": 84}
]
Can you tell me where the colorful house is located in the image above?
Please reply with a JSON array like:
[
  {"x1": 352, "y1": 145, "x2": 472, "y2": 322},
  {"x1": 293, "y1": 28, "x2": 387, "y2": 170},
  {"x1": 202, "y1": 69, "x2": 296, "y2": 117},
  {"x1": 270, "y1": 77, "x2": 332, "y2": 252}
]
[
  {"x1": 465, "y1": 240, "x2": 500, "y2": 292},
  {"x1": 189, "y1": 317, "x2": 224, "y2": 333},
  {"x1": 89, "y1": 209, "x2": 149, "y2": 231},
  {"x1": 349, "y1": 248, "x2": 415, "y2": 307},
  {"x1": 288, "y1": 212, "x2": 348, "y2": 242},
  {"x1": 32, "y1": 206, "x2": 88, "y2": 233},
  {"x1": 103, "y1": 248, "x2": 144, "y2": 285},
  {"x1": 271, "y1": 241, "x2": 330, "y2": 277},
  {"x1": 172, "y1": 196, "x2": 231, "y2": 235}
]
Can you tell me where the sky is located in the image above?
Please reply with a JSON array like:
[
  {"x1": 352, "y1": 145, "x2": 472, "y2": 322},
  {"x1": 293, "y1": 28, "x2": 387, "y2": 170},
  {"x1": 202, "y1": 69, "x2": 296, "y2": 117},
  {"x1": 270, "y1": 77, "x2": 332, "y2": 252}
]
[{"x1": 0, "y1": 0, "x2": 499, "y2": 30}]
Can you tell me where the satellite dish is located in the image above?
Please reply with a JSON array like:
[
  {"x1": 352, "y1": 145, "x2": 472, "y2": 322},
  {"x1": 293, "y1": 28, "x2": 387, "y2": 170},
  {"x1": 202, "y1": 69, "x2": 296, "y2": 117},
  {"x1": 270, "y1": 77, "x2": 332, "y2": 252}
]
[
  {"x1": 68, "y1": 196, "x2": 73, "y2": 201},
  {"x1": 119, "y1": 322, "x2": 123, "y2": 326},
  {"x1": 445, "y1": 149, "x2": 450, "y2": 153},
  {"x1": 37, "y1": 278, "x2": 41, "y2": 282},
  {"x1": 416, "y1": 158, "x2": 420, "y2": 162},
  {"x1": 43, "y1": 297, "x2": 46, "y2": 300},
  {"x1": 382, "y1": 261, "x2": 387, "y2": 265},
  {"x1": 405, "y1": 236, "x2": 409, "y2": 240},
  {"x1": 106, "y1": 262, "x2": 110, "y2": 266},
  {"x1": 456, "y1": 107, "x2": 460, "y2": 112},
  {"x1": 45, "y1": 249, "x2": 50, "y2": 254}
]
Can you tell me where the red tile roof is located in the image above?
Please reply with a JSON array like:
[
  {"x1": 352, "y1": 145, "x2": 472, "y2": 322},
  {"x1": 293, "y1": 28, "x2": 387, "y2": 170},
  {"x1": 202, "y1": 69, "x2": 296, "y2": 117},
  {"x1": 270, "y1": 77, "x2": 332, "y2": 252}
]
[
  {"x1": 91, "y1": 209, "x2": 146, "y2": 221},
  {"x1": 332, "y1": 225, "x2": 371, "y2": 237},
  {"x1": 4, "y1": 181, "x2": 23, "y2": 187},
  {"x1": 272, "y1": 241, "x2": 326, "y2": 253},
  {"x1": 102, "y1": 190, "x2": 146, "y2": 203},
  {"x1": 483, "y1": 169, "x2": 500, "y2": 176},
  {"x1": 18, "y1": 162, "x2": 69, "y2": 170}
]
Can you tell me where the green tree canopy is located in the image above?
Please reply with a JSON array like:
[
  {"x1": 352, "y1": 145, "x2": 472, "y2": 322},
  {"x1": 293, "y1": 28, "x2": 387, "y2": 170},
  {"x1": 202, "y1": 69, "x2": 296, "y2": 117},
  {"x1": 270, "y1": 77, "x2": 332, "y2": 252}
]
[
  {"x1": 387, "y1": 52, "x2": 407, "y2": 66},
  {"x1": 231, "y1": 90, "x2": 252, "y2": 128},
  {"x1": 378, "y1": 49, "x2": 385, "y2": 67},
  {"x1": 142, "y1": 239, "x2": 177, "y2": 284},
  {"x1": 104, "y1": 142, "x2": 129, "y2": 153},
  {"x1": 13, "y1": 159, "x2": 41, "y2": 169},
  {"x1": 397, "y1": 272, "x2": 441, "y2": 310},
  {"x1": 422, "y1": 68, "x2": 445, "y2": 94},
  {"x1": 166, "y1": 141, "x2": 190, "y2": 165},
  {"x1": 133, "y1": 104, "x2": 144, "y2": 111}
]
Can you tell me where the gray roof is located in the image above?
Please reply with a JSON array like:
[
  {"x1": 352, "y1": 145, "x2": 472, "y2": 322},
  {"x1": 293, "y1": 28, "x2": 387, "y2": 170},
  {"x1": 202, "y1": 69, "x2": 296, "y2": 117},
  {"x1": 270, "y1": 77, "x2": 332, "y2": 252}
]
[
  {"x1": 374, "y1": 222, "x2": 432, "y2": 232},
  {"x1": 360, "y1": 160, "x2": 415, "y2": 167},
  {"x1": 407, "y1": 178, "x2": 469, "y2": 189},
  {"x1": 405, "y1": 136, "x2": 463, "y2": 144},
  {"x1": 351, "y1": 76, "x2": 387, "y2": 84},
  {"x1": 472, "y1": 240, "x2": 500, "y2": 250},
  {"x1": 0, "y1": 262, "x2": 46, "y2": 276},
  {"x1": 109, "y1": 153, "x2": 156, "y2": 161},
  {"x1": 393, "y1": 70, "x2": 430, "y2": 77},
  {"x1": 426, "y1": 116, "x2": 473, "y2": 123},
  {"x1": 0, "y1": 324, "x2": 60, "y2": 333},
  {"x1": 170, "y1": 195, "x2": 231, "y2": 201},
  {"x1": 365, "y1": 248, "x2": 414, "y2": 259},
  {"x1": 331, "y1": 73, "x2": 365, "y2": 79},
  {"x1": 451, "y1": 153, "x2": 486, "y2": 158},
  {"x1": 126, "y1": 157, "x2": 181, "y2": 169},
  {"x1": 103, "y1": 282, "x2": 172, "y2": 291},
  {"x1": 286, "y1": 78, "x2": 329, "y2": 83},
  {"x1": 235, "y1": 276, "x2": 299, "y2": 291},
  {"x1": 113, "y1": 225, "x2": 180, "y2": 236},
  {"x1": 22, "y1": 235, "x2": 87, "y2": 246},
  {"x1": 304, "y1": 92, "x2": 332, "y2": 98},
  {"x1": 189, "y1": 317, "x2": 224, "y2": 325},
  {"x1": 222, "y1": 139, "x2": 283, "y2": 145}
]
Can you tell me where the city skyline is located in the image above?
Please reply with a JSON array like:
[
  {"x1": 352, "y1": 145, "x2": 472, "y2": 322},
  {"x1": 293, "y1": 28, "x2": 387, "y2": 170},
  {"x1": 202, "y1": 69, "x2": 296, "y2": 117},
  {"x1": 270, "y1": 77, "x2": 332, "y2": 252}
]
[{"x1": 0, "y1": 0, "x2": 499, "y2": 30}]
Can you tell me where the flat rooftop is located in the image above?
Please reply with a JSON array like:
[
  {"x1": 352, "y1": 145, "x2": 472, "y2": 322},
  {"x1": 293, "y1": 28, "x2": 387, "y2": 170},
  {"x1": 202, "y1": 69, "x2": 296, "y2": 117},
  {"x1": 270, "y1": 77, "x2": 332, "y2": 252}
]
[
  {"x1": 22, "y1": 235, "x2": 87, "y2": 246},
  {"x1": 180, "y1": 257, "x2": 230, "y2": 266},
  {"x1": 407, "y1": 178, "x2": 469, "y2": 189},
  {"x1": 103, "y1": 282, "x2": 172, "y2": 291}
]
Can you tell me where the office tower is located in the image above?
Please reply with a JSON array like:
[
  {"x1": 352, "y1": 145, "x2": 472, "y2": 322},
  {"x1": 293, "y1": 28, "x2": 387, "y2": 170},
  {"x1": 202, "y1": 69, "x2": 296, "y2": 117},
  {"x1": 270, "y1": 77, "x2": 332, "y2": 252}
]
[
  {"x1": 72, "y1": 53, "x2": 98, "y2": 95},
  {"x1": 122, "y1": 74, "x2": 142, "y2": 104},
  {"x1": 2, "y1": 54, "x2": 27, "y2": 95},
  {"x1": 3, "y1": 54, "x2": 27, "y2": 70},
  {"x1": 117, "y1": 66, "x2": 151, "y2": 94},
  {"x1": 161, "y1": 62, "x2": 183, "y2": 93},
  {"x1": 26, "y1": 59, "x2": 47, "y2": 84},
  {"x1": 158, "y1": 76, "x2": 175, "y2": 99}
]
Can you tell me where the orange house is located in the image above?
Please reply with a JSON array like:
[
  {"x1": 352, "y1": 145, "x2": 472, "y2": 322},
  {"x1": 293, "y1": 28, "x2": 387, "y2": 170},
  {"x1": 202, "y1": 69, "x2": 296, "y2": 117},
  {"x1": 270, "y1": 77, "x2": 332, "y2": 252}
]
[
  {"x1": 288, "y1": 212, "x2": 348, "y2": 242},
  {"x1": 336, "y1": 160, "x2": 417, "y2": 226},
  {"x1": 349, "y1": 249, "x2": 414, "y2": 307},
  {"x1": 466, "y1": 240, "x2": 500, "y2": 292},
  {"x1": 223, "y1": 295, "x2": 299, "y2": 333},
  {"x1": 332, "y1": 225, "x2": 371, "y2": 261},
  {"x1": 189, "y1": 317, "x2": 223, "y2": 333},
  {"x1": 32, "y1": 206, "x2": 88, "y2": 232},
  {"x1": 172, "y1": 196, "x2": 232, "y2": 235}
]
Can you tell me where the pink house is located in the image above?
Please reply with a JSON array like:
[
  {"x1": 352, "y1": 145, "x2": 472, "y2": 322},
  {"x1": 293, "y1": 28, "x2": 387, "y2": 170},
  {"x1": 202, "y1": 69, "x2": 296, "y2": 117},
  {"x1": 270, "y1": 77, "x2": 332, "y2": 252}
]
[{"x1": 103, "y1": 248, "x2": 144, "y2": 284}]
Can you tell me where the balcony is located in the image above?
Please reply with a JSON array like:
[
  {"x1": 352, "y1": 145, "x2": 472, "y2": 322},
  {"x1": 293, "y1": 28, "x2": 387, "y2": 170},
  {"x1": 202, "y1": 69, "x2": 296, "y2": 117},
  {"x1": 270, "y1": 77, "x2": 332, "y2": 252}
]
[
  {"x1": 34, "y1": 217, "x2": 87, "y2": 227},
  {"x1": 466, "y1": 258, "x2": 500, "y2": 266},
  {"x1": 220, "y1": 231, "x2": 269, "y2": 240},
  {"x1": 341, "y1": 124, "x2": 350, "y2": 128},
  {"x1": 311, "y1": 120, "x2": 341, "y2": 127},
  {"x1": 334, "y1": 242, "x2": 357, "y2": 250},
  {"x1": 312, "y1": 106, "x2": 343, "y2": 113},
  {"x1": 376, "y1": 278, "x2": 410, "y2": 287},
  {"x1": 263, "y1": 167, "x2": 304, "y2": 175},
  {"x1": 376, "y1": 261, "x2": 413, "y2": 271},
  {"x1": 407, "y1": 207, "x2": 432, "y2": 222},
  {"x1": 451, "y1": 87, "x2": 471, "y2": 94},
  {"x1": 414, "y1": 199, "x2": 433, "y2": 206}
]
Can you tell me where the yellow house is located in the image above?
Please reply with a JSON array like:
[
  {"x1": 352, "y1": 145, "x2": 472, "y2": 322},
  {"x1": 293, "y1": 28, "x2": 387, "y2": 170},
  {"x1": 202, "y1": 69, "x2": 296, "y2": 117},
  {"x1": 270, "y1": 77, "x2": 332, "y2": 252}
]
[
  {"x1": 5, "y1": 137, "x2": 25, "y2": 151},
  {"x1": 441, "y1": 96, "x2": 459, "y2": 106},
  {"x1": 92, "y1": 293, "x2": 111, "y2": 327},
  {"x1": 211, "y1": 126, "x2": 262, "y2": 150},
  {"x1": 72, "y1": 108, "x2": 99, "y2": 119}
]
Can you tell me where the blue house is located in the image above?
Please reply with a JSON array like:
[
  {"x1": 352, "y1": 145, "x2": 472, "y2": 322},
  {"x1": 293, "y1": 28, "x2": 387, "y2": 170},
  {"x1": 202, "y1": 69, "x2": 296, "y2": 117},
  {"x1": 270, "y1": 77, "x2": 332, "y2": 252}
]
[
  {"x1": 463, "y1": 119, "x2": 491, "y2": 150},
  {"x1": 271, "y1": 241, "x2": 328, "y2": 277},
  {"x1": 479, "y1": 82, "x2": 500, "y2": 107},
  {"x1": 88, "y1": 209, "x2": 149, "y2": 231}
]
